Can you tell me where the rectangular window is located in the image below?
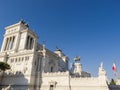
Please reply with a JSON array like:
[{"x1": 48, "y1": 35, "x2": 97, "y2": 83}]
[
  {"x1": 30, "y1": 38, "x2": 34, "y2": 49},
  {"x1": 11, "y1": 59, "x2": 14, "y2": 63},
  {"x1": 22, "y1": 57, "x2": 24, "y2": 61},
  {"x1": 26, "y1": 36, "x2": 30, "y2": 49},
  {"x1": 15, "y1": 58, "x2": 17, "y2": 62}
]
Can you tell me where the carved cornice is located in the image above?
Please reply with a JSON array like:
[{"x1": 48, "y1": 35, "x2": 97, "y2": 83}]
[
  {"x1": 8, "y1": 50, "x2": 35, "y2": 57},
  {"x1": 0, "y1": 52, "x2": 6, "y2": 57},
  {"x1": 42, "y1": 71, "x2": 69, "y2": 77}
]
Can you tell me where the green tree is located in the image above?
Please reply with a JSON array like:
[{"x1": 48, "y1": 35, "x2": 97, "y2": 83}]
[
  {"x1": 0, "y1": 62, "x2": 10, "y2": 71},
  {"x1": 110, "y1": 78, "x2": 116, "y2": 85}
]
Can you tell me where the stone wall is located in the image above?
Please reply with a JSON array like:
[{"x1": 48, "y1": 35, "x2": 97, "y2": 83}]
[
  {"x1": 70, "y1": 77, "x2": 109, "y2": 90},
  {"x1": 40, "y1": 71, "x2": 109, "y2": 90},
  {"x1": 41, "y1": 71, "x2": 70, "y2": 90},
  {"x1": 0, "y1": 73, "x2": 30, "y2": 90}
]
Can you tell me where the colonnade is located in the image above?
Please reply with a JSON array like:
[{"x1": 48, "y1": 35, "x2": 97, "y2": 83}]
[
  {"x1": 4, "y1": 36, "x2": 15, "y2": 51},
  {"x1": 26, "y1": 35, "x2": 34, "y2": 50}
]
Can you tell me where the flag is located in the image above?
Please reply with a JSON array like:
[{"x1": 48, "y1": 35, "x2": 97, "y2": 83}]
[{"x1": 112, "y1": 63, "x2": 117, "y2": 76}]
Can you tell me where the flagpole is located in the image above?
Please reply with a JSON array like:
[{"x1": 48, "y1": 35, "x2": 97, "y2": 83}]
[{"x1": 112, "y1": 62, "x2": 117, "y2": 79}]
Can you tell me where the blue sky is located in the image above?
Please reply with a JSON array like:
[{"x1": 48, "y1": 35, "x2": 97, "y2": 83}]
[{"x1": 0, "y1": 0, "x2": 120, "y2": 79}]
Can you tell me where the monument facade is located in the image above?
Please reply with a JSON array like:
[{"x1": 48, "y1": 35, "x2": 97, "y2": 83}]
[{"x1": 0, "y1": 20, "x2": 110, "y2": 90}]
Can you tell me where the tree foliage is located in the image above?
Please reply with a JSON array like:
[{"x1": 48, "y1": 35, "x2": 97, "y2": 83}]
[
  {"x1": 110, "y1": 78, "x2": 116, "y2": 85},
  {"x1": 0, "y1": 62, "x2": 10, "y2": 71}
]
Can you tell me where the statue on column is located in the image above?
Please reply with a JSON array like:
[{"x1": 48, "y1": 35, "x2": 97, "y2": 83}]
[
  {"x1": 42, "y1": 44, "x2": 46, "y2": 58},
  {"x1": 74, "y1": 56, "x2": 80, "y2": 61},
  {"x1": 42, "y1": 44, "x2": 46, "y2": 72},
  {"x1": 71, "y1": 56, "x2": 82, "y2": 77},
  {"x1": 98, "y1": 62, "x2": 107, "y2": 77}
]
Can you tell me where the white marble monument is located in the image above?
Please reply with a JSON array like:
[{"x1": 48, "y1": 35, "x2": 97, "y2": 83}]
[{"x1": 0, "y1": 20, "x2": 110, "y2": 90}]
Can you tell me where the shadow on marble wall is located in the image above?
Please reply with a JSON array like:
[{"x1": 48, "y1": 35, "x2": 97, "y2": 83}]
[{"x1": 0, "y1": 71, "x2": 29, "y2": 90}]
